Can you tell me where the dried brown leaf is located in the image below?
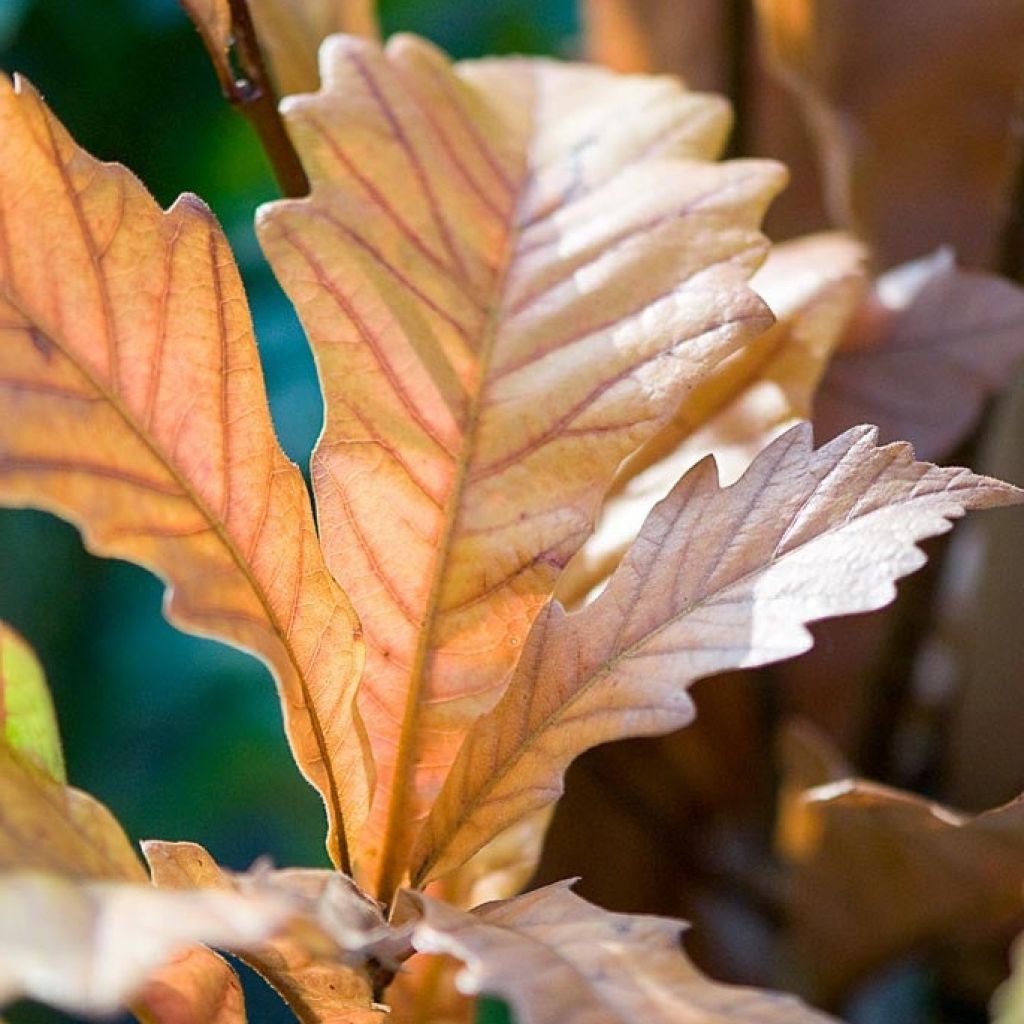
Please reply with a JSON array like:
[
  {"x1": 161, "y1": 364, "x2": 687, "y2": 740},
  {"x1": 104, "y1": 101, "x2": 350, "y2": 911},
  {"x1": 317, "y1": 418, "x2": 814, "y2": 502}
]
[
  {"x1": 414, "y1": 423, "x2": 1019, "y2": 885},
  {"x1": 814, "y1": 249, "x2": 1024, "y2": 460},
  {"x1": 405, "y1": 882, "x2": 839, "y2": 1023}
]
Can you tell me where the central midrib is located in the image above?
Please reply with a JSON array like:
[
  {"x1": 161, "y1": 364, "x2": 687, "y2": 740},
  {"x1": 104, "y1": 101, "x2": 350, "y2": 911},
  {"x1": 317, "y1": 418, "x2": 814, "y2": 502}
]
[{"x1": 372, "y1": 93, "x2": 537, "y2": 907}]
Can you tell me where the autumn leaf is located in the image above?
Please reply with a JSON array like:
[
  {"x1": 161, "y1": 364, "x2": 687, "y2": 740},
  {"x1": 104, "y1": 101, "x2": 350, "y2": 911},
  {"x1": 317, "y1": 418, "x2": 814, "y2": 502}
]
[
  {"x1": 412, "y1": 423, "x2": 1019, "y2": 885},
  {"x1": 404, "y1": 882, "x2": 839, "y2": 1023},
  {"x1": 143, "y1": 840, "x2": 394, "y2": 1023},
  {"x1": 259, "y1": 32, "x2": 784, "y2": 898},
  {"x1": 138, "y1": 946, "x2": 248, "y2": 1024},
  {"x1": 0, "y1": 72, "x2": 368, "y2": 869},
  {"x1": 813, "y1": 249, "x2": 1024, "y2": 462},
  {"x1": 777, "y1": 753, "x2": 1024, "y2": 1000},
  {"x1": 558, "y1": 231, "x2": 867, "y2": 605},
  {"x1": 0, "y1": 622, "x2": 64, "y2": 783}
]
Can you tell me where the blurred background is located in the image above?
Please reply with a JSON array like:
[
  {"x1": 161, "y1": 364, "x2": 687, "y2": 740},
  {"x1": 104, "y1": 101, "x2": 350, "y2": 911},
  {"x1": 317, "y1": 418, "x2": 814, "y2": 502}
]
[{"x1": 3, "y1": 2, "x2": 1024, "y2": 1023}]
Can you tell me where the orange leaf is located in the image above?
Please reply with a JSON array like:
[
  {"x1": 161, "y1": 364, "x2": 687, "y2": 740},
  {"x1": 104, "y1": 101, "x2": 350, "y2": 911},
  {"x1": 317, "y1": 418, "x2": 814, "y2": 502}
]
[
  {"x1": 412, "y1": 423, "x2": 1019, "y2": 885},
  {"x1": 0, "y1": 74, "x2": 368, "y2": 868},
  {"x1": 135, "y1": 946, "x2": 248, "y2": 1024},
  {"x1": 259, "y1": 33, "x2": 784, "y2": 898},
  {"x1": 405, "y1": 882, "x2": 839, "y2": 1023}
]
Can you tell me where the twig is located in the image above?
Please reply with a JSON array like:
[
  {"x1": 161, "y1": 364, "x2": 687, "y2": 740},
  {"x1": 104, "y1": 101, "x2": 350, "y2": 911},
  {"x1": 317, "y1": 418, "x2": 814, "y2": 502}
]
[{"x1": 188, "y1": 0, "x2": 309, "y2": 197}]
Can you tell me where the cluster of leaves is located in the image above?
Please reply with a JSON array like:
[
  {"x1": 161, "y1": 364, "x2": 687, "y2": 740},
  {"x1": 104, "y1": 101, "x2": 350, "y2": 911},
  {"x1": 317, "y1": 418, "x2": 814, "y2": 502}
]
[{"x1": 2, "y1": 1, "x2": 1024, "y2": 1022}]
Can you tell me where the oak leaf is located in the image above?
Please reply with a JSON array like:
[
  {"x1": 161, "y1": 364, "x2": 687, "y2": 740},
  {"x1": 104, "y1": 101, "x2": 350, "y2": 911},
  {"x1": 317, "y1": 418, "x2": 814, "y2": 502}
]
[
  {"x1": 412, "y1": 423, "x2": 1019, "y2": 885},
  {"x1": 0, "y1": 72, "x2": 367, "y2": 869},
  {"x1": 404, "y1": 882, "x2": 839, "y2": 1023},
  {"x1": 259, "y1": 32, "x2": 785, "y2": 898},
  {"x1": 813, "y1": 249, "x2": 1024, "y2": 462}
]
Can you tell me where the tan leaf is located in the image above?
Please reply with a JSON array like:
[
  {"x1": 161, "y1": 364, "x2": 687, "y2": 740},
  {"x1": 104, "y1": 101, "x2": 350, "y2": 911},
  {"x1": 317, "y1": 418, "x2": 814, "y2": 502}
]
[
  {"x1": 0, "y1": 73, "x2": 368, "y2": 868},
  {"x1": 250, "y1": 1, "x2": 380, "y2": 95},
  {"x1": 143, "y1": 841, "x2": 390, "y2": 1023},
  {"x1": 135, "y1": 946, "x2": 247, "y2": 1024},
  {"x1": 755, "y1": 0, "x2": 1024, "y2": 267},
  {"x1": 0, "y1": 871, "x2": 291, "y2": 1017},
  {"x1": 0, "y1": 621, "x2": 64, "y2": 782},
  {"x1": 558, "y1": 231, "x2": 868, "y2": 605},
  {"x1": 412, "y1": 423, "x2": 1019, "y2": 885},
  {"x1": 258, "y1": 33, "x2": 784, "y2": 898},
  {"x1": 405, "y1": 882, "x2": 838, "y2": 1023},
  {"x1": 777, "y1": 760, "x2": 1024, "y2": 999},
  {"x1": 814, "y1": 249, "x2": 1024, "y2": 461}
]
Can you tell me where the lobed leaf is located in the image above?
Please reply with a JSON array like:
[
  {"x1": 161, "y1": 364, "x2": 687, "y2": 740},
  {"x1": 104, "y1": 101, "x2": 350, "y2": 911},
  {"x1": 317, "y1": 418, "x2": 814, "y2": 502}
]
[
  {"x1": 405, "y1": 882, "x2": 839, "y2": 1024},
  {"x1": 412, "y1": 422, "x2": 1020, "y2": 885},
  {"x1": 259, "y1": 33, "x2": 784, "y2": 897},
  {"x1": 0, "y1": 73, "x2": 368, "y2": 868}
]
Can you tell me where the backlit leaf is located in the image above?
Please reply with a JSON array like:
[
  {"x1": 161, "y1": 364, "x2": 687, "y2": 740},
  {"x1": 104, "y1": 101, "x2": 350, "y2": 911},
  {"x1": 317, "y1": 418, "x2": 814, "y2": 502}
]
[
  {"x1": 0, "y1": 622, "x2": 64, "y2": 782},
  {"x1": 413, "y1": 423, "x2": 1019, "y2": 885},
  {"x1": 0, "y1": 73, "x2": 368, "y2": 868},
  {"x1": 405, "y1": 882, "x2": 839, "y2": 1023},
  {"x1": 259, "y1": 33, "x2": 784, "y2": 897},
  {"x1": 135, "y1": 946, "x2": 248, "y2": 1024}
]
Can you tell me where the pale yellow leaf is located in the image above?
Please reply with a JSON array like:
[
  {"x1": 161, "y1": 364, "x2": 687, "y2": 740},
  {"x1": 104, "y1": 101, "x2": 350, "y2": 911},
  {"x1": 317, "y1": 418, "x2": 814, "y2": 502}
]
[
  {"x1": 258, "y1": 33, "x2": 784, "y2": 898},
  {"x1": 413, "y1": 423, "x2": 1019, "y2": 885},
  {"x1": 0, "y1": 73, "x2": 368, "y2": 868},
  {"x1": 0, "y1": 872, "x2": 291, "y2": 1017},
  {"x1": 251, "y1": 1, "x2": 380, "y2": 95},
  {"x1": 558, "y1": 231, "x2": 868, "y2": 605},
  {"x1": 405, "y1": 882, "x2": 839, "y2": 1023}
]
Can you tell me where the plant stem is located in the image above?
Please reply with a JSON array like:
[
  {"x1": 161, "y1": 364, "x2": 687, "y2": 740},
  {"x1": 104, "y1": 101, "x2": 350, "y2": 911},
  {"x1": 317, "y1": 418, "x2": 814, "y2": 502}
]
[{"x1": 190, "y1": 0, "x2": 310, "y2": 197}]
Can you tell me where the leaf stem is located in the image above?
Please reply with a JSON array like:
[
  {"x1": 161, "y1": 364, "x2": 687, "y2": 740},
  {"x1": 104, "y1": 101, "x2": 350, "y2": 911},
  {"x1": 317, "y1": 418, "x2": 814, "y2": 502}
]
[{"x1": 192, "y1": 0, "x2": 310, "y2": 198}]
